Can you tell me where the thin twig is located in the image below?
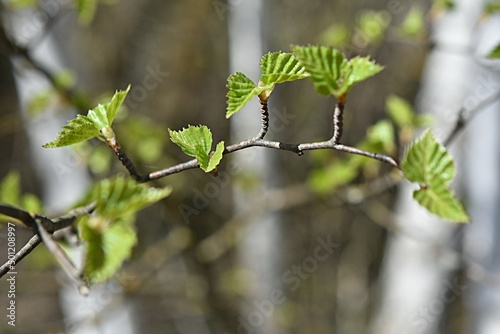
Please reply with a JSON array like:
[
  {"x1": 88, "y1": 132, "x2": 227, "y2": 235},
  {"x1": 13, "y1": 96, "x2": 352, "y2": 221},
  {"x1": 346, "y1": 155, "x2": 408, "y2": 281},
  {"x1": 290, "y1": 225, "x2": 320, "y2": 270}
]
[
  {"x1": 0, "y1": 234, "x2": 41, "y2": 277},
  {"x1": 254, "y1": 98, "x2": 270, "y2": 140},
  {"x1": 144, "y1": 102, "x2": 400, "y2": 180},
  {"x1": 0, "y1": 203, "x2": 96, "y2": 278},
  {"x1": 106, "y1": 137, "x2": 142, "y2": 181},
  {"x1": 34, "y1": 217, "x2": 89, "y2": 295},
  {"x1": 332, "y1": 102, "x2": 344, "y2": 144},
  {"x1": 0, "y1": 24, "x2": 89, "y2": 113}
]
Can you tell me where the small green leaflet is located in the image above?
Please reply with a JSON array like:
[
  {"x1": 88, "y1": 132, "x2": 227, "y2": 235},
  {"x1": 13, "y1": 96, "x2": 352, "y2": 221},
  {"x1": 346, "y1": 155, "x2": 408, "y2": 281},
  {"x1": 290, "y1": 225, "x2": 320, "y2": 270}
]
[
  {"x1": 79, "y1": 176, "x2": 171, "y2": 283},
  {"x1": 292, "y1": 45, "x2": 346, "y2": 96},
  {"x1": 226, "y1": 52, "x2": 309, "y2": 118},
  {"x1": 80, "y1": 215, "x2": 137, "y2": 283},
  {"x1": 90, "y1": 176, "x2": 172, "y2": 219},
  {"x1": 292, "y1": 45, "x2": 383, "y2": 99},
  {"x1": 309, "y1": 161, "x2": 358, "y2": 194},
  {"x1": 413, "y1": 185, "x2": 470, "y2": 223},
  {"x1": 386, "y1": 95, "x2": 415, "y2": 127},
  {"x1": 400, "y1": 5, "x2": 425, "y2": 38},
  {"x1": 345, "y1": 57, "x2": 384, "y2": 93},
  {"x1": 43, "y1": 115, "x2": 100, "y2": 148},
  {"x1": 0, "y1": 170, "x2": 43, "y2": 223},
  {"x1": 487, "y1": 43, "x2": 500, "y2": 59},
  {"x1": 43, "y1": 85, "x2": 130, "y2": 148},
  {"x1": 169, "y1": 125, "x2": 225, "y2": 172},
  {"x1": 260, "y1": 52, "x2": 310, "y2": 85},
  {"x1": 75, "y1": 0, "x2": 98, "y2": 24},
  {"x1": 226, "y1": 73, "x2": 270, "y2": 119},
  {"x1": 401, "y1": 130, "x2": 470, "y2": 223}
]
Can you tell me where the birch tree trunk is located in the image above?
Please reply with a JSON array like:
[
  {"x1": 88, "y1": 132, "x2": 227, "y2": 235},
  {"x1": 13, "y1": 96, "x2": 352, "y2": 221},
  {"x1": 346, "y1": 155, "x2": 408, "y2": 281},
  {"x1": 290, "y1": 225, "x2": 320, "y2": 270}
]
[
  {"x1": 5, "y1": 8, "x2": 137, "y2": 334},
  {"x1": 228, "y1": 1, "x2": 281, "y2": 333},
  {"x1": 371, "y1": 0, "x2": 486, "y2": 333}
]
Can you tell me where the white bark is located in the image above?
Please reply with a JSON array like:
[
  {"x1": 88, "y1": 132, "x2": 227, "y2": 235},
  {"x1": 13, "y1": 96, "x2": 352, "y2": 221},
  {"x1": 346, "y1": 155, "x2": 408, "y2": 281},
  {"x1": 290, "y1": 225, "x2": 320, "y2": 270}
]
[
  {"x1": 371, "y1": 1, "x2": 486, "y2": 333},
  {"x1": 5, "y1": 9, "x2": 136, "y2": 334},
  {"x1": 464, "y1": 14, "x2": 500, "y2": 334},
  {"x1": 228, "y1": 1, "x2": 281, "y2": 333}
]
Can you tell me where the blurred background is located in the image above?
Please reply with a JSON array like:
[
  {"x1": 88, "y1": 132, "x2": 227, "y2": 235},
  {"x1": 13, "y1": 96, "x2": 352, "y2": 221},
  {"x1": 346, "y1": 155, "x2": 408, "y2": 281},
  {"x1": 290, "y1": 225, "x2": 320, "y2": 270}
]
[{"x1": 0, "y1": 0, "x2": 500, "y2": 333}]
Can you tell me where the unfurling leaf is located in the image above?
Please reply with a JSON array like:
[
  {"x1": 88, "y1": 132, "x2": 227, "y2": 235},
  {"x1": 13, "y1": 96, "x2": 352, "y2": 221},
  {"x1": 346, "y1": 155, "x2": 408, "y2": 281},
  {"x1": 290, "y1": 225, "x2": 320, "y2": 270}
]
[
  {"x1": 169, "y1": 125, "x2": 225, "y2": 172},
  {"x1": 401, "y1": 130, "x2": 470, "y2": 223},
  {"x1": 87, "y1": 85, "x2": 131, "y2": 130},
  {"x1": 207, "y1": 141, "x2": 225, "y2": 172},
  {"x1": 259, "y1": 52, "x2": 309, "y2": 85},
  {"x1": 106, "y1": 85, "x2": 131, "y2": 125},
  {"x1": 43, "y1": 86, "x2": 130, "y2": 148}
]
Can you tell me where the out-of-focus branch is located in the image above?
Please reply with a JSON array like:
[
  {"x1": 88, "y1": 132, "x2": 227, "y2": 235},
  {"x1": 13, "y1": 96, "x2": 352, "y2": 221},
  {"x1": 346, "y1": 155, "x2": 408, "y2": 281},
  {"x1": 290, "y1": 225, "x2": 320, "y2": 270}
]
[
  {"x1": 0, "y1": 21, "x2": 90, "y2": 113},
  {"x1": 444, "y1": 89, "x2": 500, "y2": 146},
  {"x1": 0, "y1": 202, "x2": 96, "y2": 278}
]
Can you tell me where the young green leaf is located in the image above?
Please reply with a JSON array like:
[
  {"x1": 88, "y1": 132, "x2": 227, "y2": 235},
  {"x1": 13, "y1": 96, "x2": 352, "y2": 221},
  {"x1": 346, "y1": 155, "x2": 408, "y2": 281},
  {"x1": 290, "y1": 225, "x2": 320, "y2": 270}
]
[
  {"x1": 226, "y1": 72, "x2": 271, "y2": 118},
  {"x1": 91, "y1": 176, "x2": 172, "y2": 219},
  {"x1": 355, "y1": 10, "x2": 391, "y2": 46},
  {"x1": 107, "y1": 85, "x2": 131, "y2": 125},
  {"x1": 292, "y1": 45, "x2": 383, "y2": 99},
  {"x1": 400, "y1": 5, "x2": 425, "y2": 38},
  {"x1": 413, "y1": 185, "x2": 470, "y2": 223},
  {"x1": 169, "y1": 125, "x2": 225, "y2": 172},
  {"x1": 0, "y1": 170, "x2": 21, "y2": 206},
  {"x1": 43, "y1": 86, "x2": 130, "y2": 148},
  {"x1": 0, "y1": 170, "x2": 44, "y2": 223},
  {"x1": 75, "y1": 0, "x2": 98, "y2": 24},
  {"x1": 402, "y1": 130, "x2": 470, "y2": 223},
  {"x1": 386, "y1": 95, "x2": 415, "y2": 127},
  {"x1": 487, "y1": 43, "x2": 500, "y2": 59},
  {"x1": 292, "y1": 45, "x2": 347, "y2": 97},
  {"x1": 259, "y1": 52, "x2": 310, "y2": 85},
  {"x1": 80, "y1": 215, "x2": 137, "y2": 283},
  {"x1": 343, "y1": 57, "x2": 384, "y2": 94},
  {"x1": 402, "y1": 130, "x2": 454, "y2": 185},
  {"x1": 43, "y1": 115, "x2": 100, "y2": 148},
  {"x1": 87, "y1": 104, "x2": 109, "y2": 130},
  {"x1": 87, "y1": 85, "x2": 130, "y2": 130},
  {"x1": 78, "y1": 176, "x2": 170, "y2": 282},
  {"x1": 207, "y1": 141, "x2": 225, "y2": 172},
  {"x1": 308, "y1": 160, "x2": 358, "y2": 194}
]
